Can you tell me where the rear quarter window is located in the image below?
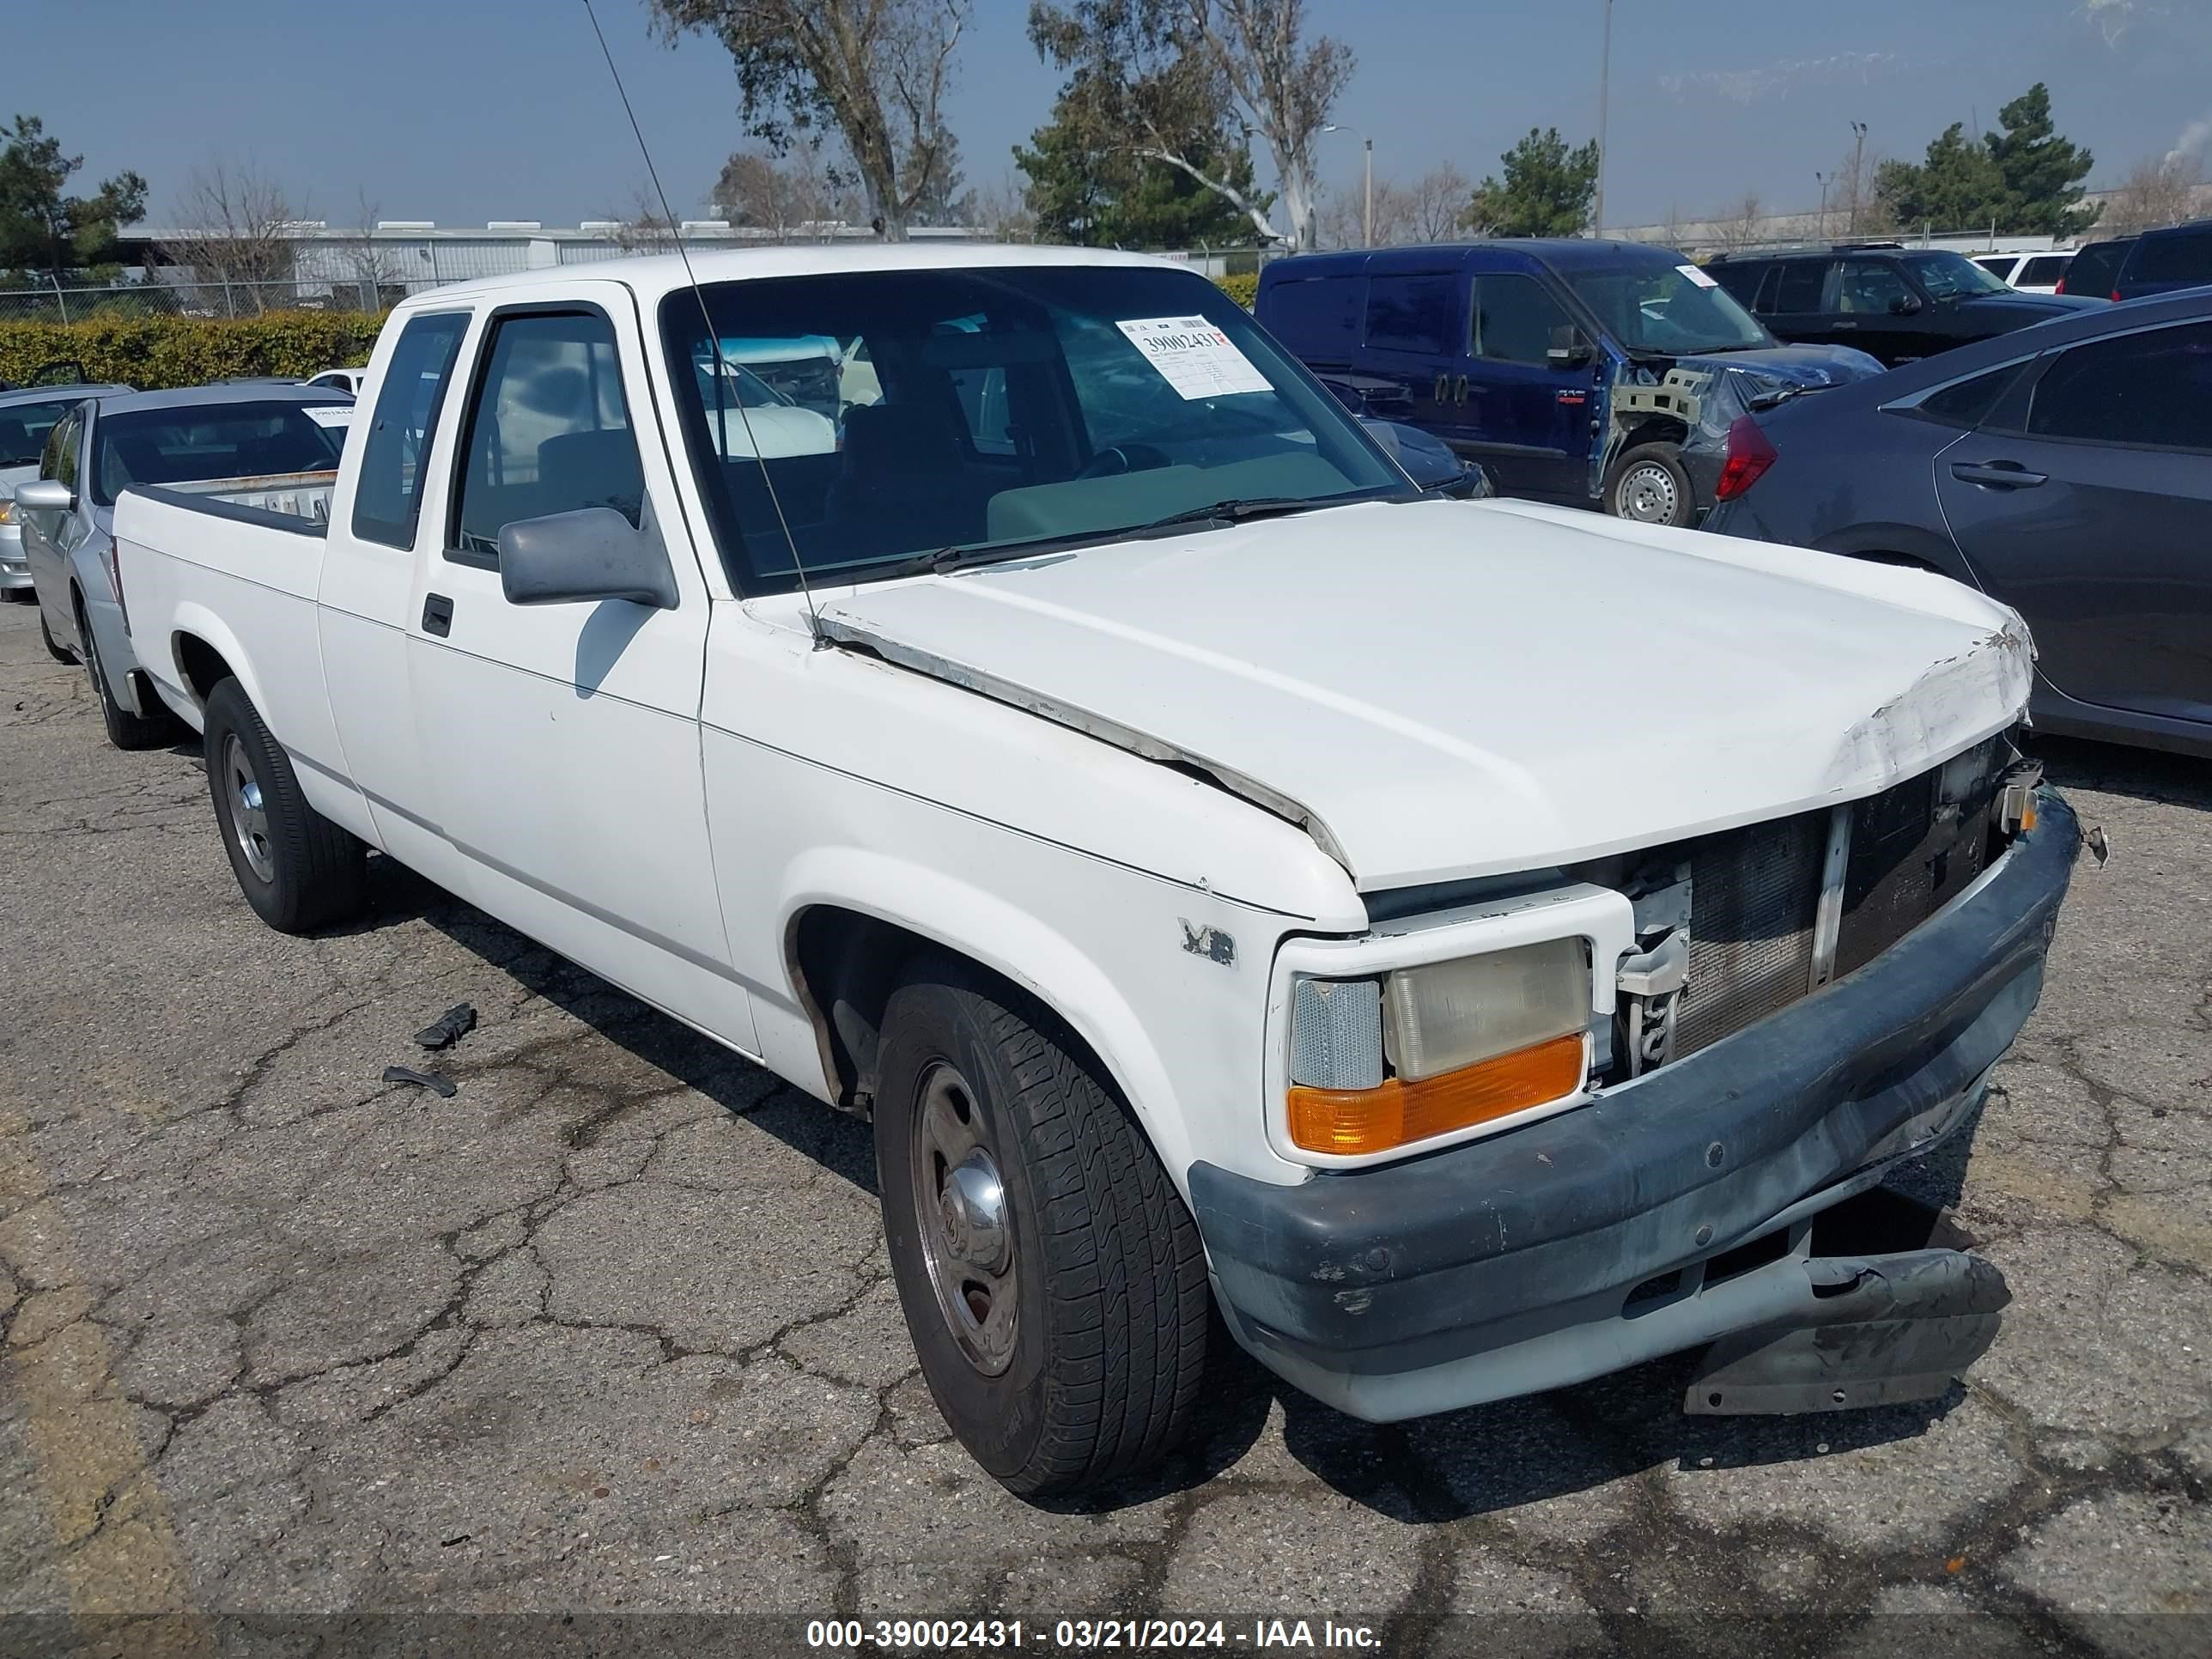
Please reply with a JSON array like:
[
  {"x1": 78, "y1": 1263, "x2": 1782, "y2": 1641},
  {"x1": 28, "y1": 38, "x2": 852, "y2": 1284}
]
[
  {"x1": 1707, "y1": 262, "x2": 1765, "y2": 305},
  {"x1": 2133, "y1": 228, "x2": 2212, "y2": 284},
  {"x1": 1259, "y1": 276, "x2": 1363, "y2": 357}
]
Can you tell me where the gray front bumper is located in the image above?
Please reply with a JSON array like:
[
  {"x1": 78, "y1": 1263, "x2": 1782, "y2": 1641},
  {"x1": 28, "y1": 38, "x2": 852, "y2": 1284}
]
[{"x1": 1193, "y1": 790, "x2": 2078, "y2": 1422}]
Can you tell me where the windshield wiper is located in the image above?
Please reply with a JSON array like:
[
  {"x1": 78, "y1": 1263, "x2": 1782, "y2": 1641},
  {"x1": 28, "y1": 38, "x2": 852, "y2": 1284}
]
[{"x1": 1129, "y1": 495, "x2": 1358, "y2": 535}]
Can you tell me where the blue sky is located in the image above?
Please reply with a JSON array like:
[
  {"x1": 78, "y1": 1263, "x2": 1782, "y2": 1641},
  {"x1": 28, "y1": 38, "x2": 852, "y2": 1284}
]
[{"x1": 13, "y1": 0, "x2": 2209, "y2": 233}]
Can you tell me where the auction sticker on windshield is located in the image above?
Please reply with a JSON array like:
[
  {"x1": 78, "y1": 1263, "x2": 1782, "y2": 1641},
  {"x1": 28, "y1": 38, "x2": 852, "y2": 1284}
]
[
  {"x1": 1115, "y1": 316, "x2": 1272, "y2": 400},
  {"x1": 1677, "y1": 264, "x2": 1720, "y2": 289},
  {"x1": 301, "y1": 405, "x2": 356, "y2": 428}
]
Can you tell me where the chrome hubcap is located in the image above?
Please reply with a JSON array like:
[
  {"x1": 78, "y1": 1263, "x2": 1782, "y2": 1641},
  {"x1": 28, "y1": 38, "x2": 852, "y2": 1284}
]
[
  {"x1": 222, "y1": 733, "x2": 276, "y2": 884},
  {"x1": 1619, "y1": 463, "x2": 1680, "y2": 524},
  {"x1": 911, "y1": 1063, "x2": 1018, "y2": 1374}
]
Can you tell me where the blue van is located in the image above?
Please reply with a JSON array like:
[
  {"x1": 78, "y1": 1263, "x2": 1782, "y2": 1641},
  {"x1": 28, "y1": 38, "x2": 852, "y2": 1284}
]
[{"x1": 1255, "y1": 240, "x2": 1885, "y2": 525}]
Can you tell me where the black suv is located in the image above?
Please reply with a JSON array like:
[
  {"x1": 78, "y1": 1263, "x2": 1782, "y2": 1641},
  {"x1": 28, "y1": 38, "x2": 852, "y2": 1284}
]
[{"x1": 1706, "y1": 244, "x2": 2100, "y2": 366}]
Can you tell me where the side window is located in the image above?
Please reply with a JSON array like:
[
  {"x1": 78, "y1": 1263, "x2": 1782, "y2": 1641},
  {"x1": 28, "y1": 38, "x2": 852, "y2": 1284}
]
[
  {"x1": 1264, "y1": 276, "x2": 1363, "y2": 356},
  {"x1": 1972, "y1": 257, "x2": 2014, "y2": 280},
  {"x1": 1911, "y1": 362, "x2": 2027, "y2": 429},
  {"x1": 1771, "y1": 260, "x2": 1826, "y2": 314},
  {"x1": 2026, "y1": 321, "x2": 2212, "y2": 453},
  {"x1": 1837, "y1": 260, "x2": 1914, "y2": 314},
  {"x1": 2133, "y1": 228, "x2": 2212, "y2": 284},
  {"x1": 352, "y1": 311, "x2": 469, "y2": 550},
  {"x1": 1363, "y1": 275, "x2": 1459, "y2": 355},
  {"x1": 451, "y1": 309, "x2": 644, "y2": 564},
  {"x1": 1469, "y1": 273, "x2": 1573, "y2": 367},
  {"x1": 2019, "y1": 256, "x2": 2069, "y2": 287},
  {"x1": 1706, "y1": 262, "x2": 1765, "y2": 307}
]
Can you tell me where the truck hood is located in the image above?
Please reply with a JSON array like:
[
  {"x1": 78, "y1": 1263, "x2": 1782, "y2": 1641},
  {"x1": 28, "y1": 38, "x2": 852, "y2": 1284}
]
[{"x1": 819, "y1": 498, "x2": 2033, "y2": 892}]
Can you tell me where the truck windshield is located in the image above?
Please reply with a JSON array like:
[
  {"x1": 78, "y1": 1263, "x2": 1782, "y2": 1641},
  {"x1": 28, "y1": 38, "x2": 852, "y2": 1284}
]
[
  {"x1": 91, "y1": 401, "x2": 344, "y2": 506},
  {"x1": 661, "y1": 264, "x2": 1407, "y2": 594},
  {"x1": 1905, "y1": 252, "x2": 2014, "y2": 300},
  {"x1": 1562, "y1": 262, "x2": 1771, "y2": 355}
]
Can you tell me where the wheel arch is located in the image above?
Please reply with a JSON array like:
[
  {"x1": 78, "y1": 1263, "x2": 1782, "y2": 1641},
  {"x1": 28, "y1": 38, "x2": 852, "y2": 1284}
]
[
  {"x1": 779, "y1": 853, "x2": 1194, "y2": 1182},
  {"x1": 167, "y1": 603, "x2": 267, "y2": 719}
]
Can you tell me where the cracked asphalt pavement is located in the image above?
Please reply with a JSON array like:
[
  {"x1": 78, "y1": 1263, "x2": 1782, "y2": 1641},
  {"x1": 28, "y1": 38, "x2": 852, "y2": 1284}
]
[{"x1": 3, "y1": 599, "x2": 2208, "y2": 1656}]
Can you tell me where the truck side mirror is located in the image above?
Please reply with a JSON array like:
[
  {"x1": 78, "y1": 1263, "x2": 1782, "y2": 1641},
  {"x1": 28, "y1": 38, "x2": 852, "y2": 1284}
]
[
  {"x1": 496, "y1": 507, "x2": 678, "y2": 610},
  {"x1": 12, "y1": 478, "x2": 76, "y2": 514},
  {"x1": 1547, "y1": 325, "x2": 1594, "y2": 368}
]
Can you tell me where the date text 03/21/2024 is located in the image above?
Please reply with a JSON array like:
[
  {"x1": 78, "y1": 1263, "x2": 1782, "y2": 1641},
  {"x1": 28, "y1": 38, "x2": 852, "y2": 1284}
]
[{"x1": 805, "y1": 1620, "x2": 1384, "y2": 1650}]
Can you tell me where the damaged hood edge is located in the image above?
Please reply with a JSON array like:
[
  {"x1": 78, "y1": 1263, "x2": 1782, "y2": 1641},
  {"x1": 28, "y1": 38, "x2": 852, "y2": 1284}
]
[{"x1": 817, "y1": 615, "x2": 1358, "y2": 875}]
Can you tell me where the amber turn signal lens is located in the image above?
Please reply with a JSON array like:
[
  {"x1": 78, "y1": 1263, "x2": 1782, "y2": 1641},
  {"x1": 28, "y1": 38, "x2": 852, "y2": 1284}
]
[{"x1": 1285, "y1": 1031, "x2": 1586, "y2": 1157}]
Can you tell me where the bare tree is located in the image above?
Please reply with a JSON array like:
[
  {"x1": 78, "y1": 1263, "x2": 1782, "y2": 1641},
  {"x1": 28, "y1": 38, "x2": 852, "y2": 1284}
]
[
  {"x1": 1407, "y1": 163, "x2": 1470, "y2": 242},
  {"x1": 157, "y1": 160, "x2": 301, "y2": 316},
  {"x1": 2099, "y1": 151, "x2": 2205, "y2": 235},
  {"x1": 968, "y1": 172, "x2": 1037, "y2": 241},
  {"x1": 603, "y1": 185, "x2": 684, "y2": 253},
  {"x1": 1174, "y1": 1, "x2": 1352, "y2": 250},
  {"x1": 1713, "y1": 191, "x2": 1766, "y2": 252},
  {"x1": 650, "y1": 0, "x2": 970, "y2": 240},
  {"x1": 340, "y1": 191, "x2": 408, "y2": 309}
]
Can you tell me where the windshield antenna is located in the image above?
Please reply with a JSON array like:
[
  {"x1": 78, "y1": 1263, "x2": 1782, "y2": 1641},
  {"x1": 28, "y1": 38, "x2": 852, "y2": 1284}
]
[{"x1": 580, "y1": 0, "x2": 825, "y2": 647}]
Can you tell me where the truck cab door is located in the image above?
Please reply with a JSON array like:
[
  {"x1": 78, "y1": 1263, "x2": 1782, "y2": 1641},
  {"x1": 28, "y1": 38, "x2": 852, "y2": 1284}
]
[
  {"x1": 404, "y1": 289, "x2": 755, "y2": 1048},
  {"x1": 1455, "y1": 270, "x2": 1596, "y2": 504}
]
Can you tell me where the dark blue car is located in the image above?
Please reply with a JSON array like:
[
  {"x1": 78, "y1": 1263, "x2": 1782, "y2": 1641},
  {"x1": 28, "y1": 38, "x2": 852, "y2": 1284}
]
[
  {"x1": 1705, "y1": 289, "x2": 2212, "y2": 757},
  {"x1": 1254, "y1": 240, "x2": 1884, "y2": 526}
]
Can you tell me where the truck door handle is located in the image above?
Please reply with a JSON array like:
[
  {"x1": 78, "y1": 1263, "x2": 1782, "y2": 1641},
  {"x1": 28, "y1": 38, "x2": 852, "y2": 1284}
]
[
  {"x1": 1949, "y1": 460, "x2": 2048, "y2": 489},
  {"x1": 1834, "y1": 319, "x2": 1858, "y2": 329},
  {"x1": 1455, "y1": 374, "x2": 1468, "y2": 405},
  {"x1": 1432, "y1": 374, "x2": 1448, "y2": 403},
  {"x1": 422, "y1": 593, "x2": 453, "y2": 637}
]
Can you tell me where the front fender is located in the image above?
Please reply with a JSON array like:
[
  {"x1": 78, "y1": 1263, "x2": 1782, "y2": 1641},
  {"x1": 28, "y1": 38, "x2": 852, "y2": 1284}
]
[{"x1": 776, "y1": 846, "x2": 1199, "y2": 1185}]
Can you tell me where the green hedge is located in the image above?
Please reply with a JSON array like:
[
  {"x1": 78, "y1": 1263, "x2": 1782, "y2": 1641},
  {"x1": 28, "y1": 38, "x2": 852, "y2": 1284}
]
[
  {"x1": 0, "y1": 311, "x2": 386, "y2": 392},
  {"x1": 1213, "y1": 272, "x2": 1260, "y2": 310}
]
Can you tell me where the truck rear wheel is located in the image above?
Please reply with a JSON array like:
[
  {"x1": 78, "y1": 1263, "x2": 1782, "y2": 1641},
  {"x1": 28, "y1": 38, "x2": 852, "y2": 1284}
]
[
  {"x1": 874, "y1": 951, "x2": 1211, "y2": 1496},
  {"x1": 202, "y1": 678, "x2": 368, "y2": 934}
]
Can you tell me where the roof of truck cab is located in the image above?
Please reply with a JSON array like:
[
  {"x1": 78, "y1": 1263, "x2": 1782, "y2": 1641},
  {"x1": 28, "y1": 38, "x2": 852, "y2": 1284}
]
[{"x1": 402, "y1": 242, "x2": 1188, "y2": 309}]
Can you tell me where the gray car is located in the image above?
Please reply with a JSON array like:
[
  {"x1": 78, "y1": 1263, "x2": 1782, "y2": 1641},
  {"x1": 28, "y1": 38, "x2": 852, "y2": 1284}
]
[
  {"x1": 1, "y1": 382, "x2": 131, "y2": 597},
  {"x1": 18, "y1": 384, "x2": 351, "y2": 748}
]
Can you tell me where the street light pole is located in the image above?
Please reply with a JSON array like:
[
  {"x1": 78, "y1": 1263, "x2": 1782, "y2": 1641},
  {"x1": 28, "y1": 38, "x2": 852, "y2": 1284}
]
[
  {"x1": 1321, "y1": 124, "x2": 1374, "y2": 246},
  {"x1": 1848, "y1": 121, "x2": 1869, "y2": 236},
  {"x1": 1816, "y1": 172, "x2": 1830, "y2": 240},
  {"x1": 1595, "y1": 0, "x2": 1613, "y2": 237}
]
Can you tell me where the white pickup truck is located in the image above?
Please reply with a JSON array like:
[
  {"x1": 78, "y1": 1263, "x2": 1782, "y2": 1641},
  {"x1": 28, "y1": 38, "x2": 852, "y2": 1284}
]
[{"x1": 117, "y1": 246, "x2": 2075, "y2": 1496}]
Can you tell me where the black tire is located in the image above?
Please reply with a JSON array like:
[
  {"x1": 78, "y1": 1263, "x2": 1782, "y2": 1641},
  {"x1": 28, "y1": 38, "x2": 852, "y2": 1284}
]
[
  {"x1": 875, "y1": 951, "x2": 1210, "y2": 1496},
  {"x1": 1604, "y1": 441, "x2": 1695, "y2": 527},
  {"x1": 79, "y1": 600, "x2": 175, "y2": 750},
  {"x1": 38, "y1": 606, "x2": 75, "y2": 663},
  {"x1": 202, "y1": 677, "x2": 368, "y2": 933}
]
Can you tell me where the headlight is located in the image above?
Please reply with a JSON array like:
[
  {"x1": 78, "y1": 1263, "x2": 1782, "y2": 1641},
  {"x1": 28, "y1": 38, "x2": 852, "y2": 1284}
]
[
  {"x1": 1286, "y1": 938, "x2": 1591, "y2": 1158},
  {"x1": 0, "y1": 500, "x2": 14, "y2": 525}
]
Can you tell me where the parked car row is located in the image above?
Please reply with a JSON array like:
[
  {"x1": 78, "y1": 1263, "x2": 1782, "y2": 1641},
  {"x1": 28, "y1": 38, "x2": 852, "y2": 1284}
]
[
  {"x1": 43, "y1": 244, "x2": 2075, "y2": 1504},
  {"x1": 1255, "y1": 228, "x2": 2211, "y2": 757}
]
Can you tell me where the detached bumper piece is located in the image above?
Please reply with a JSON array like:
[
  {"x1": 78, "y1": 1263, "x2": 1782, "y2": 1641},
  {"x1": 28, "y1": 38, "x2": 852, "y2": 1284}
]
[{"x1": 1684, "y1": 1248, "x2": 2010, "y2": 1415}]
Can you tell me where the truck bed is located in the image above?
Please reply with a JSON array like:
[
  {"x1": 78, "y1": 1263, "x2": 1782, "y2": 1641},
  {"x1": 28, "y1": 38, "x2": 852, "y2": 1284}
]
[{"x1": 152, "y1": 469, "x2": 337, "y2": 528}]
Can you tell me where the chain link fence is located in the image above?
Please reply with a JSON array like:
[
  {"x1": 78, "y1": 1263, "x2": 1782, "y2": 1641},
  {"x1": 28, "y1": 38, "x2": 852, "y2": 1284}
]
[{"x1": 0, "y1": 278, "x2": 402, "y2": 326}]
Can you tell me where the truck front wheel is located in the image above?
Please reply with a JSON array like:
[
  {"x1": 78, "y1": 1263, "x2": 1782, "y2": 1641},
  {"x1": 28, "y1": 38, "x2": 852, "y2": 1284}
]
[
  {"x1": 202, "y1": 678, "x2": 368, "y2": 934},
  {"x1": 874, "y1": 952, "x2": 1211, "y2": 1496}
]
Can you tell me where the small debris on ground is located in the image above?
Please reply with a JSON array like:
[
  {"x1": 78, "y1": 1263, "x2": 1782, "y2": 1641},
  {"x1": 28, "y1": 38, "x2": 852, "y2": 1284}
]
[
  {"x1": 440, "y1": 1534, "x2": 471, "y2": 1548},
  {"x1": 383, "y1": 1065, "x2": 458, "y2": 1098},
  {"x1": 413, "y1": 1003, "x2": 477, "y2": 1050}
]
